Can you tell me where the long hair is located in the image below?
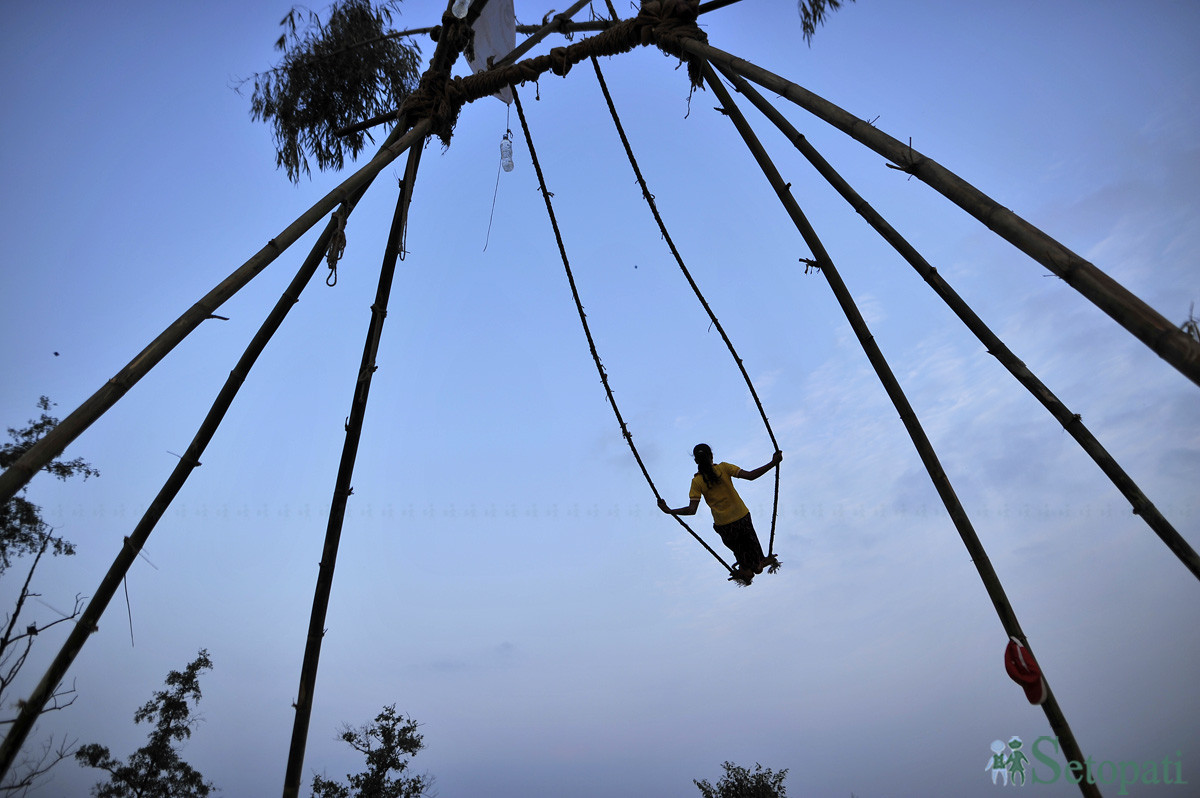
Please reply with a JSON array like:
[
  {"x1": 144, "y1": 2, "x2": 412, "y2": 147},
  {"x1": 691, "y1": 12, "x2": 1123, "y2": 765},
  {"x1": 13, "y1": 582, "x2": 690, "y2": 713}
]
[{"x1": 693, "y1": 443, "x2": 719, "y2": 488}]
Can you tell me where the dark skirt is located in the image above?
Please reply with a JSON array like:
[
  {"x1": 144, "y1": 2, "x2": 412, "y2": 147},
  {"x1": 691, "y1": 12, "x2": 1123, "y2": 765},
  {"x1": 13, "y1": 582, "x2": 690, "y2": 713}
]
[{"x1": 713, "y1": 512, "x2": 765, "y2": 571}]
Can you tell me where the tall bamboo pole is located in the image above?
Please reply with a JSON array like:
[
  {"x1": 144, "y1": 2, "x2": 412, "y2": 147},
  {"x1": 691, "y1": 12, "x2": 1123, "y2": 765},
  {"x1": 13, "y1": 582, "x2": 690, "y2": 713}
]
[
  {"x1": 682, "y1": 39, "x2": 1200, "y2": 390},
  {"x1": 280, "y1": 142, "x2": 423, "y2": 798},
  {"x1": 0, "y1": 119, "x2": 430, "y2": 508},
  {"x1": 276, "y1": 0, "x2": 500, "y2": 787},
  {"x1": 0, "y1": 179, "x2": 376, "y2": 779},
  {"x1": 702, "y1": 63, "x2": 1102, "y2": 797},
  {"x1": 278, "y1": 3, "x2": 516, "y2": 789},
  {"x1": 714, "y1": 63, "x2": 1200, "y2": 583}
]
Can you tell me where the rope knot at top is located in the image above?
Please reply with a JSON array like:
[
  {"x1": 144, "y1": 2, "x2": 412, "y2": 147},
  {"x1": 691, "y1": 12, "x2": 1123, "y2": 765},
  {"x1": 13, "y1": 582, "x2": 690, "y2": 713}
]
[
  {"x1": 632, "y1": 0, "x2": 708, "y2": 86},
  {"x1": 398, "y1": 11, "x2": 477, "y2": 144},
  {"x1": 635, "y1": 0, "x2": 701, "y2": 42},
  {"x1": 400, "y1": 0, "x2": 709, "y2": 147}
]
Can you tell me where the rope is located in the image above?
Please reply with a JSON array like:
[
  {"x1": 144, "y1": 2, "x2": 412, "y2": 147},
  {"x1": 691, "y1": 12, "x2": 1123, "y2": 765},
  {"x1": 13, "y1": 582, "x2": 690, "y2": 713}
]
[
  {"x1": 326, "y1": 203, "x2": 348, "y2": 286},
  {"x1": 484, "y1": 106, "x2": 514, "y2": 253},
  {"x1": 591, "y1": 56, "x2": 782, "y2": 560},
  {"x1": 511, "y1": 85, "x2": 737, "y2": 579},
  {"x1": 402, "y1": 0, "x2": 709, "y2": 145}
]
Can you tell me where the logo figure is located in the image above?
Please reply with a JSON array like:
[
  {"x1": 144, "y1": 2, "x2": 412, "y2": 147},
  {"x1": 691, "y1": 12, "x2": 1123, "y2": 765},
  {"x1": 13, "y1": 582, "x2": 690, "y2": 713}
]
[
  {"x1": 1006, "y1": 736, "x2": 1030, "y2": 786},
  {"x1": 986, "y1": 739, "x2": 1010, "y2": 785}
]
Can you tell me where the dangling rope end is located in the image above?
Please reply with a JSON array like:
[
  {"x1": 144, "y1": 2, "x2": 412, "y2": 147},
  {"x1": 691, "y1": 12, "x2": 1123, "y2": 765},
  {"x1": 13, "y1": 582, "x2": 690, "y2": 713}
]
[{"x1": 325, "y1": 203, "x2": 350, "y2": 286}]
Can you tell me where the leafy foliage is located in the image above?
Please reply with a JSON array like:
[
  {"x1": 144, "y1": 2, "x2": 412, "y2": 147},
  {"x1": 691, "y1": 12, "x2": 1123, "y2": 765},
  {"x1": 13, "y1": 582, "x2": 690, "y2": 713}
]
[
  {"x1": 694, "y1": 761, "x2": 789, "y2": 798},
  {"x1": 245, "y1": 0, "x2": 423, "y2": 182},
  {"x1": 0, "y1": 397, "x2": 95, "y2": 794},
  {"x1": 0, "y1": 397, "x2": 99, "y2": 574},
  {"x1": 796, "y1": 0, "x2": 854, "y2": 43},
  {"x1": 75, "y1": 650, "x2": 216, "y2": 798},
  {"x1": 311, "y1": 704, "x2": 433, "y2": 798}
]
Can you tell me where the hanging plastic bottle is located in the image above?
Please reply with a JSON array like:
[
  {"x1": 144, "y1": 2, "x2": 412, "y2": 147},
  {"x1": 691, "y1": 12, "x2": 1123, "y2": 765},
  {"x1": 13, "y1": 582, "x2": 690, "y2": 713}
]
[
  {"x1": 500, "y1": 133, "x2": 514, "y2": 172},
  {"x1": 451, "y1": 0, "x2": 469, "y2": 19}
]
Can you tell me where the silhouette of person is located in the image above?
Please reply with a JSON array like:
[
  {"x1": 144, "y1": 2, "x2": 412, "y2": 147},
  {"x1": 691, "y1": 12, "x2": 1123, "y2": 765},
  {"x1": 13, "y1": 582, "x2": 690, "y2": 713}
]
[{"x1": 658, "y1": 443, "x2": 781, "y2": 583}]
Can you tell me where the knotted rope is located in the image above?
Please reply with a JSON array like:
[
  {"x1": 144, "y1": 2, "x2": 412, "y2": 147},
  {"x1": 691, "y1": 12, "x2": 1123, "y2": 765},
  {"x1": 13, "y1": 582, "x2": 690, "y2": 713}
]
[
  {"x1": 325, "y1": 202, "x2": 349, "y2": 286},
  {"x1": 401, "y1": 0, "x2": 709, "y2": 146}
]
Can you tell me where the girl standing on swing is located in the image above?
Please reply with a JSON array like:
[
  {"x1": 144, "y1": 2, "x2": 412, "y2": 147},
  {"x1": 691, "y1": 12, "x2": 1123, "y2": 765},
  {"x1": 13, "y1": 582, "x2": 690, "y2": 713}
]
[{"x1": 658, "y1": 443, "x2": 783, "y2": 584}]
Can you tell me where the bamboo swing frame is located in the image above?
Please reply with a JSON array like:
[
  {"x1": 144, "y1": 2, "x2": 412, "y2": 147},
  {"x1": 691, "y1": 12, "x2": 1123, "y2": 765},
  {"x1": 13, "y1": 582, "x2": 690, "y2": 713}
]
[{"x1": 1, "y1": 2, "x2": 1195, "y2": 795}]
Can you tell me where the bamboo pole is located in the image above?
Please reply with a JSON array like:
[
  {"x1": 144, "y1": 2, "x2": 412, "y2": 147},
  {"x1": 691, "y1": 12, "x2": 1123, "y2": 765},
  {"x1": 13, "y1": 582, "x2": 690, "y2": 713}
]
[
  {"x1": 0, "y1": 120, "x2": 430, "y2": 508},
  {"x1": 702, "y1": 63, "x2": 1102, "y2": 797},
  {"x1": 280, "y1": 7, "x2": 482, "y2": 787},
  {"x1": 682, "y1": 39, "x2": 1200, "y2": 390},
  {"x1": 279, "y1": 142, "x2": 423, "y2": 798},
  {"x1": 714, "y1": 63, "x2": 1200, "y2": 582},
  {"x1": 0, "y1": 175, "x2": 379, "y2": 780}
]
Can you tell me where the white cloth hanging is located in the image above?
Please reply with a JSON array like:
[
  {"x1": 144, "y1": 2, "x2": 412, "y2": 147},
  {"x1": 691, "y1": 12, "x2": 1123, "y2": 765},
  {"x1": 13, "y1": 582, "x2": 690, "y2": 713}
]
[{"x1": 467, "y1": 0, "x2": 516, "y2": 104}]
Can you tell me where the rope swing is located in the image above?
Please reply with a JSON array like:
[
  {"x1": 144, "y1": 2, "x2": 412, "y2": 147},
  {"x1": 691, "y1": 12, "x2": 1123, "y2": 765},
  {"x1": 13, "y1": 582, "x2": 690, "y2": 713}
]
[
  {"x1": 512, "y1": 80, "x2": 779, "y2": 584},
  {"x1": 590, "y1": 55, "x2": 782, "y2": 563}
]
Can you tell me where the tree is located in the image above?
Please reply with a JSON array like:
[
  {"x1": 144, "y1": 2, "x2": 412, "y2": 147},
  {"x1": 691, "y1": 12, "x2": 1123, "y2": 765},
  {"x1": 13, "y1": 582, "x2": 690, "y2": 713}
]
[
  {"x1": 0, "y1": 397, "x2": 97, "y2": 795},
  {"x1": 1, "y1": 396, "x2": 98, "y2": 574},
  {"x1": 75, "y1": 650, "x2": 216, "y2": 798},
  {"x1": 311, "y1": 704, "x2": 433, "y2": 798},
  {"x1": 243, "y1": 0, "x2": 423, "y2": 182},
  {"x1": 796, "y1": 0, "x2": 855, "y2": 43},
  {"x1": 694, "y1": 761, "x2": 789, "y2": 798},
  {"x1": 0, "y1": 533, "x2": 84, "y2": 797}
]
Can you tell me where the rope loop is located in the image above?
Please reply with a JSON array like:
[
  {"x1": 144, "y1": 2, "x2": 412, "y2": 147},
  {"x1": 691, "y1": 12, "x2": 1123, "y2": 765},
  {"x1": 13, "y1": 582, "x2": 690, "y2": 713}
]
[{"x1": 325, "y1": 203, "x2": 349, "y2": 286}]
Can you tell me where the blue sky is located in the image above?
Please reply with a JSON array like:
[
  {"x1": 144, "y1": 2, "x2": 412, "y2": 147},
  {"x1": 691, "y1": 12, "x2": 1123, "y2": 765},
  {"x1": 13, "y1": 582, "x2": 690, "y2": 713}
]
[{"x1": 1, "y1": 1, "x2": 1198, "y2": 796}]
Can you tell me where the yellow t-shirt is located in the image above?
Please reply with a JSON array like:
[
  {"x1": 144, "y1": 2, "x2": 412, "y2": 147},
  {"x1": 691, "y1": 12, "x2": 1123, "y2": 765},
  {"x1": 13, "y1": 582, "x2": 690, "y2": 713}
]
[{"x1": 689, "y1": 462, "x2": 749, "y2": 526}]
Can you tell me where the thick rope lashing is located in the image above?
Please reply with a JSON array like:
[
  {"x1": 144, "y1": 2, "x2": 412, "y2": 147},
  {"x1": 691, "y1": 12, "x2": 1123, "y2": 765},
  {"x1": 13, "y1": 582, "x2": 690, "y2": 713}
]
[
  {"x1": 590, "y1": 56, "x2": 782, "y2": 562},
  {"x1": 511, "y1": 84, "x2": 740, "y2": 581},
  {"x1": 402, "y1": 0, "x2": 709, "y2": 146}
]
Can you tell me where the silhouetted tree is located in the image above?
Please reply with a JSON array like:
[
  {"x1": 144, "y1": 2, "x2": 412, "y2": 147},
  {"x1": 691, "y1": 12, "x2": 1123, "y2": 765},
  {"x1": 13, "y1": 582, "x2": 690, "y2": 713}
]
[
  {"x1": 1, "y1": 397, "x2": 98, "y2": 574},
  {"x1": 311, "y1": 704, "x2": 433, "y2": 798},
  {"x1": 796, "y1": 0, "x2": 855, "y2": 43},
  {"x1": 243, "y1": 0, "x2": 423, "y2": 181},
  {"x1": 695, "y1": 761, "x2": 789, "y2": 798},
  {"x1": 75, "y1": 650, "x2": 216, "y2": 798},
  {"x1": 0, "y1": 397, "x2": 97, "y2": 795}
]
